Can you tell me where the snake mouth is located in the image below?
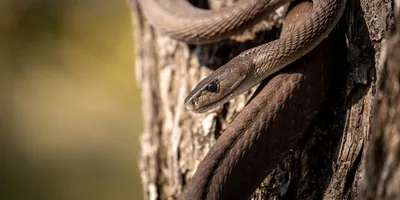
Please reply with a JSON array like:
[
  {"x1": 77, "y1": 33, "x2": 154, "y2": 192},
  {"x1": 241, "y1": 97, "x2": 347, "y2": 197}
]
[
  {"x1": 184, "y1": 97, "x2": 207, "y2": 113},
  {"x1": 184, "y1": 96, "x2": 223, "y2": 113},
  {"x1": 184, "y1": 89, "x2": 217, "y2": 113},
  {"x1": 184, "y1": 94, "x2": 226, "y2": 113}
]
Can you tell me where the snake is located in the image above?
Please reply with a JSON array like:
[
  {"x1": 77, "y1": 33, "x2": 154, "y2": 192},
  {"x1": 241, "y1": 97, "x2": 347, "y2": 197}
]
[{"x1": 136, "y1": 0, "x2": 346, "y2": 199}]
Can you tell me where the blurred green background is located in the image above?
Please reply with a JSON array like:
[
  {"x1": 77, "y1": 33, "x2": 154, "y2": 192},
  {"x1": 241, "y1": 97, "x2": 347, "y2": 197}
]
[{"x1": 0, "y1": 0, "x2": 143, "y2": 199}]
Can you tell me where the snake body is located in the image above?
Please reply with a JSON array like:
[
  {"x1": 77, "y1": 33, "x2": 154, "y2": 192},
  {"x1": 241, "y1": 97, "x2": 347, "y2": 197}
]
[
  {"x1": 138, "y1": 0, "x2": 290, "y2": 43},
  {"x1": 137, "y1": 0, "x2": 346, "y2": 199}
]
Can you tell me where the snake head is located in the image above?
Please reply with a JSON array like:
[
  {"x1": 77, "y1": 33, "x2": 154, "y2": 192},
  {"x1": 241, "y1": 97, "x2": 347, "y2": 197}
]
[{"x1": 185, "y1": 57, "x2": 254, "y2": 113}]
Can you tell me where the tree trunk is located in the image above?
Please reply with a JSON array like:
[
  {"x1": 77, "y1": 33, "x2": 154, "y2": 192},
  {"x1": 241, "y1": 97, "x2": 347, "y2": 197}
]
[
  {"x1": 129, "y1": 0, "x2": 393, "y2": 199},
  {"x1": 362, "y1": 0, "x2": 400, "y2": 199}
]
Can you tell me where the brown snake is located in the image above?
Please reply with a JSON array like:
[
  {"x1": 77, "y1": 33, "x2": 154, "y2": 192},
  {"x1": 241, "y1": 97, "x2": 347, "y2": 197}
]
[{"x1": 137, "y1": 0, "x2": 346, "y2": 199}]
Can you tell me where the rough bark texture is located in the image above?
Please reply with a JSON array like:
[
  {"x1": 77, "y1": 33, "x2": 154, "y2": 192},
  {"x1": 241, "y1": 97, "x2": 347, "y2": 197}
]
[
  {"x1": 362, "y1": 0, "x2": 400, "y2": 199},
  {"x1": 130, "y1": 0, "x2": 393, "y2": 199}
]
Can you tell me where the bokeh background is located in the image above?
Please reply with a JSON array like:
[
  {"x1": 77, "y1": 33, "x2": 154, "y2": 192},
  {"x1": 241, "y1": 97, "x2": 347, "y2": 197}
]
[{"x1": 0, "y1": 0, "x2": 143, "y2": 199}]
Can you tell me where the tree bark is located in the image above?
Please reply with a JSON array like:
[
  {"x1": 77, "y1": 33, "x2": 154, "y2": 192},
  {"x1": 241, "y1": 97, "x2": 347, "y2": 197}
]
[
  {"x1": 362, "y1": 0, "x2": 400, "y2": 199},
  {"x1": 130, "y1": 0, "x2": 393, "y2": 199}
]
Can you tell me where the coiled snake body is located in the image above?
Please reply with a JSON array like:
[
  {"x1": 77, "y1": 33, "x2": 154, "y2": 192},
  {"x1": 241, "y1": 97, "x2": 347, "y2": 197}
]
[{"x1": 137, "y1": 0, "x2": 346, "y2": 199}]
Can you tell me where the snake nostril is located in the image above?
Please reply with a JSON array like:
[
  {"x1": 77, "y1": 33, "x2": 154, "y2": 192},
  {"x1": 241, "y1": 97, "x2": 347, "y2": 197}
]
[{"x1": 184, "y1": 97, "x2": 196, "y2": 110}]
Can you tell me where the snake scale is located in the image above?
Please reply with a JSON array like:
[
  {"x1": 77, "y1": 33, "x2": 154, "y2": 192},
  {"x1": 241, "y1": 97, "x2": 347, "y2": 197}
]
[{"x1": 137, "y1": 0, "x2": 346, "y2": 199}]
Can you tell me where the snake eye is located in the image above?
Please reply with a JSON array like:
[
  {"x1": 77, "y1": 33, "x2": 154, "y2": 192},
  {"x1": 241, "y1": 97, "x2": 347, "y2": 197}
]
[{"x1": 206, "y1": 82, "x2": 218, "y2": 92}]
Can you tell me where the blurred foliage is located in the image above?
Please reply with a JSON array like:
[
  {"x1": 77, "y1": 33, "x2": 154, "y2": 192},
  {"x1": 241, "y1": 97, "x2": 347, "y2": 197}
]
[{"x1": 0, "y1": 0, "x2": 143, "y2": 199}]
